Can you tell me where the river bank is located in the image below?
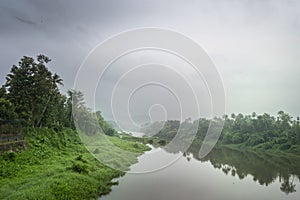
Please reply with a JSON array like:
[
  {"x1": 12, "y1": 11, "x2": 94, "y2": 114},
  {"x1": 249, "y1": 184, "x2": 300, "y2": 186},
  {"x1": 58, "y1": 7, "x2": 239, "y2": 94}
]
[{"x1": 0, "y1": 128, "x2": 150, "y2": 200}]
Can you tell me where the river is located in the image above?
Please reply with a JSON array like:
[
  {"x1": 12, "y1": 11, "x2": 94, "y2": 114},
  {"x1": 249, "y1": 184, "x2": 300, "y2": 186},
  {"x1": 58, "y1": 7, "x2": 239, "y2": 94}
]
[{"x1": 100, "y1": 143, "x2": 300, "y2": 200}]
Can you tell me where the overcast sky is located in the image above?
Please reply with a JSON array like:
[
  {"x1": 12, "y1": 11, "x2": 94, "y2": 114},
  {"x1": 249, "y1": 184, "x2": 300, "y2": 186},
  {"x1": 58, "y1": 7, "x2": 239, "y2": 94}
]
[{"x1": 1, "y1": 0, "x2": 300, "y2": 122}]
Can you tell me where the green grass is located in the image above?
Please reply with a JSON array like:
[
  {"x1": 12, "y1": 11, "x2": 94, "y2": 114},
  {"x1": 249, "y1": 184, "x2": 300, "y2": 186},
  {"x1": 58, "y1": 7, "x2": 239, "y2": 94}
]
[
  {"x1": 190, "y1": 136, "x2": 300, "y2": 157},
  {"x1": 119, "y1": 133, "x2": 166, "y2": 148},
  {"x1": 78, "y1": 132, "x2": 151, "y2": 171},
  {"x1": 0, "y1": 128, "x2": 150, "y2": 200}
]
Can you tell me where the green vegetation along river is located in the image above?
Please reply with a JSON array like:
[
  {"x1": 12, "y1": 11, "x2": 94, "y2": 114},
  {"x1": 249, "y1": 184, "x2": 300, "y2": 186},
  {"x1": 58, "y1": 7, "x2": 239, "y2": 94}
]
[{"x1": 0, "y1": 128, "x2": 150, "y2": 199}]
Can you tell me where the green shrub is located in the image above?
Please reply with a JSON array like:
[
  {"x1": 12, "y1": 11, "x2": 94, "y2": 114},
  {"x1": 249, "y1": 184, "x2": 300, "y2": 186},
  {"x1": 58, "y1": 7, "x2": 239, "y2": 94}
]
[
  {"x1": 75, "y1": 155, "x2": 88, "y2": 163},
  {"x1": 133, "y1": 143, "x2": 139, "y2": 148},
  {"x1": 2, "y1": 151, "x2": 16, "y2": 162},
  {"x1": 275, "y1": 137, "x2": 288, "y2": 144},
  {"x1": 245, "y1": 135, "x2": 265, "y2": 146},
  {"x1": 158, "y1": 140, "x2": 166, "y2": 146},
  {"x1": 222, "y1": 133, "x2": 233, "y2": 144},
  {"x1": 232, "y1": 133, "x2": 243, "y2": 144},
  {"x1": 51, "y1": 174, "x2": 98, "y2": 200},
  {"x1": 289, "y1": 145, "x2": 300, "y2": 154},
  {"x1": 279, "y1": 144, "x2": 291, "y2": 150},
  {"x1": 68, "y1": 162, "x2": 89, "y2": 174}
]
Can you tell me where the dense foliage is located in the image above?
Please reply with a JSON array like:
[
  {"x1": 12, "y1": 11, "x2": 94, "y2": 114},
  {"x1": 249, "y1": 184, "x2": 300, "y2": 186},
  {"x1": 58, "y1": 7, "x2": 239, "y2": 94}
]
[
  {"x1": 3, "y1": 55, "x2": 64, "y2": 127},
  {"x1": 143, "y1": 112, "x2": 300, "y2": 154},
  {"x1": 0, "y1": 55, "x2": 117, "y2": 136},
  {"x1": 0, "y1": 55, "x2": 149, "y2": 199},
  {"x1": 0, "y1": 128, "x2": 149, "y2": 199},
  {"x1": 220, "y1": 112, "x2": 300, "y2": 149}
]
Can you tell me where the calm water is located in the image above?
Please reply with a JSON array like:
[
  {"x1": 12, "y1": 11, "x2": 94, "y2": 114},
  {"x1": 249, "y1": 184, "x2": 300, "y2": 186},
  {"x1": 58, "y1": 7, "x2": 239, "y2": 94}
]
[{"x1": 100, "y1": 144, "x2": 300, "y2": 200}]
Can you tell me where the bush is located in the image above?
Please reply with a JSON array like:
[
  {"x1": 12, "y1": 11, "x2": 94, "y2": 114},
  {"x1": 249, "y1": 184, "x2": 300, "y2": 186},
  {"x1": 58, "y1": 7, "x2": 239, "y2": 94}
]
[
  {"x1": 222, "y1": 133, "x2": 233, "y2": 144},
  {"x1": 51, "y1": 174, "x2": 98, "y2": 200},
  {"x1": 68, "y1": 162, "x2": 89, "y2": 174},
  {"x1": 133, "y1": 143, "x2": 139, "y2": 148},
  {"x1": 2, "y1": 151, "x2": 16, "y2": 162},
  {"x1": 147, "y1": 139, "x2": 153, "y2": 144},
  {"x1": 275, "y1": 137, "x2": 288, "y2": 144},
  {"x1": 158, "y1": 140, "x2": 166, "y2": 146},
  {"x1": 279, "y1": 144, "x2": 291, "y2": 151},
  {"x1": 232, "y1": 133, "x2": 243, "y2": 144},
  {"x1": 105, "y1": 128, "x2": 116, "y2": 136},
  {"x1": 246, "y1": 135, "x2": 265, "y2": 146},
  {"x1": 263, "y1": 142, "x2": 273, "y2": 150},
  {"x1": 289, "y1": 145, "x2": 300, "y2": 154},
  {"x1": 75, "y1": 155, "x2": 88, "y2": 163}
]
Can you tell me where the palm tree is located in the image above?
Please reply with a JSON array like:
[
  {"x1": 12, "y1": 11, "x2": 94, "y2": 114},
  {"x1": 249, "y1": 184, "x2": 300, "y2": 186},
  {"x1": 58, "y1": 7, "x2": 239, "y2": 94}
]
[
  {"x1": 251, "y1": 112, "x2": 257, "y2": 119},
  {"x1": 36, "y1": 73, "x2": 63, "y2": 127},
  {"x1": 280, "y1": 176, "x2": 296, "y2": 194}
]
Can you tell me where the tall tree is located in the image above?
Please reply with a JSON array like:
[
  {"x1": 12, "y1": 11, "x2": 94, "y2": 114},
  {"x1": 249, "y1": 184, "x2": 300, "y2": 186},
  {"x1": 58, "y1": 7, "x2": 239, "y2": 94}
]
[
  {"x1": 0, "y1": 86, "x2": 6, "y2": 99},
  {"x1": 5, "y1": 55, "x2": 63, "y2": 127},
  {"x1": 0, "y1": 98, "x2": 18, "y2": 122}
]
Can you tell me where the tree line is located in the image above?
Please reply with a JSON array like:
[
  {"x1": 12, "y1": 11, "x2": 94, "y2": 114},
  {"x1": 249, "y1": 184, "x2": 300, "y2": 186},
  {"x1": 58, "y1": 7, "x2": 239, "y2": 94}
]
[
  {"x1": 142, "y1": 112, "x2": 300, "y2": 152},
  {"x1": 0, "y1": 55, "x2": 116, "y2": 135},
  {"x1": 220, "y1": 112, "x2": 300, "y2": 148}
]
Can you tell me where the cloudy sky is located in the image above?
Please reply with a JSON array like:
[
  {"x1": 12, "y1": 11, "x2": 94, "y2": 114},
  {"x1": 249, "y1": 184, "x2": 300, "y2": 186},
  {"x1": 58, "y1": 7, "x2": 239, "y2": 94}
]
[{"x1": 1, "y1": 0, "x2": 300, "y2": 122}]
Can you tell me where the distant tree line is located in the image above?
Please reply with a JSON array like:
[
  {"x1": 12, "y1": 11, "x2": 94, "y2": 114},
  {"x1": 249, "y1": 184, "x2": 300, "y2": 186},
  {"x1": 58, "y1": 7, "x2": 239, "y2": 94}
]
[
  {"x1": 143, "y1": 112, "x2": 300, "y2": 152},
  {"x1": 0, "y1": 55, "x2": 116, "y2": 135},
  {"x1": 220, "y1": 112, "x2": 300, "y2": 148}
]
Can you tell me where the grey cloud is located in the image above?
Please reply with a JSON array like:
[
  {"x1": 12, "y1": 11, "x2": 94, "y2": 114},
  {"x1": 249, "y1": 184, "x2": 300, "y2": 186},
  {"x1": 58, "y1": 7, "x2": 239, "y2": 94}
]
[{"x1": 0, "y1": 0, "x2": 300, "y2": 120}]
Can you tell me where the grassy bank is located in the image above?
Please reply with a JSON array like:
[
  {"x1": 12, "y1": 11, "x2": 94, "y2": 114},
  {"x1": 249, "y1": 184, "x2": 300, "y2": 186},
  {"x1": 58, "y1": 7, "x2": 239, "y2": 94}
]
[
  {"x1": 216, "y1": 142, "x2": 300, "y2": 159},
  {"x1": 190, "y1": 136, "x2": 300, "y2": 158},
  {"x1": 0, "y1": 128, "x2": 150, "y2": 200}
]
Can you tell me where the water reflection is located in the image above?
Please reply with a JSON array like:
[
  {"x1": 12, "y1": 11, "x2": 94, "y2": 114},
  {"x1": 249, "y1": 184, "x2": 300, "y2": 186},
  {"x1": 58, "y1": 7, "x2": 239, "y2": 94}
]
[
  {"x1": 183, "y1": 144, "x2": 300, "y2": 194},
  {"x1": 101, "y1": 143, "x2": 300, "y2": 200}
]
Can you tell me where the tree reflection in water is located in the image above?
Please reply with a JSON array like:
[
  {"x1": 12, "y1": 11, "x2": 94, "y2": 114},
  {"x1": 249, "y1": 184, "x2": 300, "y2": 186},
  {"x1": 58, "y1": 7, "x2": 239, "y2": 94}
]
[
  {"x1": 180, "y1": 144, "x2": 300, "y2": 194},
  {"x1": 280, "y1": 177, "x2": 296, "y2": 194}
]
